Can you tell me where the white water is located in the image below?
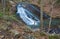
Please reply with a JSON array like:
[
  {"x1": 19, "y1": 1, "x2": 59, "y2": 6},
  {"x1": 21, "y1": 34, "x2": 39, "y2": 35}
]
[{"x1": 17, "y1": 7, "x2": 39, "y2": 25}]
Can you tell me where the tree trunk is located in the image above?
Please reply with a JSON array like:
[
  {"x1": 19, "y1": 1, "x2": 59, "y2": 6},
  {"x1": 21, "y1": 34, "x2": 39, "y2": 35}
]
[
  {"x1": 40, "y1": 0, "x2": 44, "y2": 31},
  {"x1": 48, "y1": 0, "x2": 57, "y2": 33},
  {"x1": 1, "y1": 0, "x2": 6, "y2": 14}
]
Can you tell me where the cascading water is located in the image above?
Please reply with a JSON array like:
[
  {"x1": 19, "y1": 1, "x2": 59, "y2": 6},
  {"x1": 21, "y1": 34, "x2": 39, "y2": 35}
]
[{"x1": 16, "y1": 2, "x2": 60, "y2": 33}]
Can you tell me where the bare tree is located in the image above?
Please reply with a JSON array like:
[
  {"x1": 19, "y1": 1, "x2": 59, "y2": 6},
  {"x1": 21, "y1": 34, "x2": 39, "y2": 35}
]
[
  {"x1": 48, "y1": 0, "x2": 57, "y2": 33},
  {"x1": 40, "y1": 0, "x2": 44, "y2": 31},
  {"x1": 1, "y1": 0, "x2": 6, "y2": 14}
]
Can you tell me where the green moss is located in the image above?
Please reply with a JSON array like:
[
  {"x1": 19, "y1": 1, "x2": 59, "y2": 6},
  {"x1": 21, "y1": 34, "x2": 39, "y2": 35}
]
[
  {"x1": 0, "y1": 12, "x2": 3, "y2": 17},
  {"x1": 38, "y1": 0, "x2": 41, "y2": 4},
  {"x1": 49, "y1": 35, "x2": 59, "y2": 39},
  {"x1": 56, "y1": 0, "x2": 60, "y2": 4},
  {"x1": 40, "y1": 32, "x2": 46, "y2": 36}
]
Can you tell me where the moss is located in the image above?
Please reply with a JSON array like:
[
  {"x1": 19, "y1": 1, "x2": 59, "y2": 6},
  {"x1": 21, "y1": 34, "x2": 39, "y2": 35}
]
[
  {"x1": 56, "y1": 0, "x2": 60, "y2": 4},
  {"x1": 38, "y1": 0, "x2": 41, "y2": 4},
  {"x1": 40, "y1": 32, "x2": 46, "y2": 36},
  {"x1": 0, "y1": 12, "x2": 3, "y2": 17},
  {"x1": 49, "y1": 35, "x2": 59, "y2": 39}
]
